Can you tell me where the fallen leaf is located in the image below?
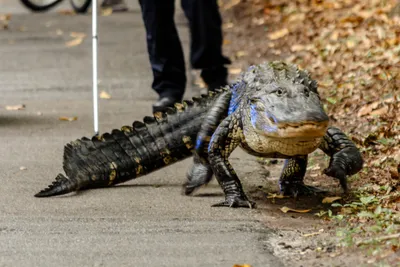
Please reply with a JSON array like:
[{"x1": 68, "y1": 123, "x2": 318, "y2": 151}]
[
  {"x1": 59, "y1": 116, "x2": 78, "y2": 121},
  {"x1": 322, "y1": 196, "x2": 342, "y2": 204},
  {"x1": 5, "y1": 104, "x2": 25, "y2": 110},
  {"x1": 223, "y1": 39, "x2": 231, "y2": 45},
  {"x1": 267, "y1": 193, "x2": 289, "y2": 199},
  {"x1": 370, "y1": 105, "x2": 388, "y2": 116},
  {"x1": 223, "y1": 22, "x2": 234, "y2": 29},
  {"x1": 236, "y1": 51, "x2": 248, "y2": 58},
  {"x1": 57, "y1": 9, "x2": 76, "y2": 15},
  {"x1": 222, "y1": 0, "x2": 241, "y2": 10},
  {"x1": 194, "y1": 78, "x2": 206, "y2": 88},
  {"x1": 65, "y1": 38, "x2": 83, "y2": 47},
  {"x1": 290, "y1": 44, "x2": 305, "y2": 52},
  {"x1": 232, "y1": 264, "x2": 252, "y2": 267},
  {"x1": 229, "y1": 68, "x2": 242, "y2": 74},
  {"x1": 101, "y1": 7, "x2": 113, "y2": 16},
  {"x1": 0, "y1": 14, "x2": 11, "y2": 21},
  {"x1": 70, "y1": 32, "x2": 86, "y2": 38},
  {"x1": 268, "y1": 28, "x2": 289, "y2": 40},
  {"x1": 280, "y1": 206, "x2": 311, "y2": 213},
  {"x1": 100, "y1": 91, "x2": 111, "y2": 99}
]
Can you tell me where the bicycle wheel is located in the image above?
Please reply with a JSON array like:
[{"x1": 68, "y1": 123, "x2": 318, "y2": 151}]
[
  {"x1": 70, "y1": 0, "x2": 92, "y2": 13},
  {"x1": 19, "y1": 0, "x2": 64, "y2": 12}
]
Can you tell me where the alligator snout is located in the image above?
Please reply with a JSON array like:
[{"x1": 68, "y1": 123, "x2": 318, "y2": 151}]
[{"x1": 305, "y1": 111, "x2": 329, "y2": 123}]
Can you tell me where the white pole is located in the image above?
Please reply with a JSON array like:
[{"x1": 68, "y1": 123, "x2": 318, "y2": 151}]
[{"x1": 92, "y1": 0, "x2": 99, "y2": 135}]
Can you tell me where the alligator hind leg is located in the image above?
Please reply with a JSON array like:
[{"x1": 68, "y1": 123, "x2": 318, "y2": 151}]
[
  {"x1": 183, "y1": 153, "x2": 214, "y2": 195},
  {"x1": 279, "y1": 156, "x2": 327, "y2": 198}
]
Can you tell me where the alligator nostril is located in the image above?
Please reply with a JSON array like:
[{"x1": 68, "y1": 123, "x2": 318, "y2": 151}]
[{"x1": 303, "y1": 88, "x2": 310, "y2": 97}]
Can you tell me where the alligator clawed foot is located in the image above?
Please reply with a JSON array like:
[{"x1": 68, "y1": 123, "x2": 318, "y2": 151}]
[
  {"x1": 323, "y1": 166, "x2": 348, "y2": 194},
  {"x1": 182, "y1": 174, "x2": 213, "y2": 196},
  {"x1": 182, "y1": 181, "x2": 205, "y2": 196},
  {"x1": 183, "y1": 162, "x2": 214, "y2": 196},
  {"x1": 280, "y1": 181, "x2": 327, "y2": 198},
  {"x1": 211, "y1": 196, "x2": 256, "y2": 208}
]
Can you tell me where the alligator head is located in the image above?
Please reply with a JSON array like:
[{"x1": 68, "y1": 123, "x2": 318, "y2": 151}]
[{"x1": 234, "y1": 62, "x2": 330, "y2": 156}]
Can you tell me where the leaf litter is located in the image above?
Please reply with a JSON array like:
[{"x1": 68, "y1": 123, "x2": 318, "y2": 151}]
[{"x1": 218, "y1": 0, "x2": 400, "y2": 265}]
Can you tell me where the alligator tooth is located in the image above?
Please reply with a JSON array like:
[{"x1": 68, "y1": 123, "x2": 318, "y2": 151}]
[{"x1": 299, "y1": 78, "x2": 305, "y2": 84}]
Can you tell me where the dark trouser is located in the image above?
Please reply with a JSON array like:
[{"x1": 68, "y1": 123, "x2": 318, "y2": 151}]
[{"x1": 138, "y1": 0, "x2": 231, "y2": 99}]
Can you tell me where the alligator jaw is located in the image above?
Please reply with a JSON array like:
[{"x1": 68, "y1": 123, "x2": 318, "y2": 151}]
[{"x1": 273, "y1": 120, "x2": 329, "y2": 139}]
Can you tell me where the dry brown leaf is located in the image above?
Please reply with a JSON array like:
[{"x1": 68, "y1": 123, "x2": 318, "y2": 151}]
[
  {"x1": 236, "y1": 51, "x2": 248, "y2": 58},
  {"x1": 267, "y1": 193, "x2": 289, "y2": 199},
  {"x1": 222, "y1": 0, "x2": 241, "y2": 11},
  {"x1": 100, "y1": 91, "x2": 111, "y2": 99},
  {"x1": 0, "y1": 14, "x2": 11, "y2": 21},
  {"x1": 223, "y1": 22, "x2": 234, "y2": 29},
  {"x1": 268, "y1": 28, "x2": 289, "y2": 40},
  {"x1": 280, "y1": 206, "x2": 311, "y2": 213},
  {"x1": 370, "y1": 105, "x2": 389, "y2": 116},
  {"x1": 101, "y1": 7, "x2": 113, "y2": 16},
  {"x1": 290, "y1": 44, "x2": 305, "y2": 52},
  {"x1": 229, "y1": 68, "x2": 242, "y2": 74},
  {"x1": 59, "y1": 116, "x2": 78, "y2": 121},
  {"x1": 232, "y1": 264, "x2": 252, "y2": 267},
  {"x1": 223, "y1": 39, "x2": 231, "y2": 45},
  {"x1": 65, "y1": 38, "x2": 83, "y2": 47},
  {"x1": 194, "y1": 78, "x2": 206, "y2": 89},
  {"x1": 322, "y1": 196, "x2": 342, "y2": 204},
  {"x1": 357, "y1": 101, "x2": 380, "y2": 117},
  {"x1": 57, "y1": 9, "x2": 76, "y2": 15},
  {"x1": 5, "y1": 104, "x2": 25, "y2": 110},
  {"x1": 70, "y1": 32, "x2": 86, "y2": 38}
]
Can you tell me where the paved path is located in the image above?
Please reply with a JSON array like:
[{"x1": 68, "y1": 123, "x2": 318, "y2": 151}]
[{"x1": 0, "y1": 1, "x2": 284, "y2": 266}]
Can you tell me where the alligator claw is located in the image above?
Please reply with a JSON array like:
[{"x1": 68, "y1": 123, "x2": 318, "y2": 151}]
[
  {"x1": 280, "y1": 181, "x2": 327, "y2": 198},
  {"x1": 211, "y1": 197, "x2": 256, "y2": 208},
  {"x1": 323, "y1": 166, "x2": 348, "y2": 194}
]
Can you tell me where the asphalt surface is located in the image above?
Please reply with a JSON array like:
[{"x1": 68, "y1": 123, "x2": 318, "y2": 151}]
[{"x1": 0, "y1": 1, "x2": 284, "y2": 266}]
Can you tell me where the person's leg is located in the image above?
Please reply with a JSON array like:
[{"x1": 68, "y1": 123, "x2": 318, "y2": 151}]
[
  {"x1": 181, "y1": 0, "x2": 231, "y2": 92},
  {"x1": 101, "y1": 0, "x2": 128, "y2": 12},
  {"x1": 138, "y1": 0, "x2": 187, "y2": 112}
]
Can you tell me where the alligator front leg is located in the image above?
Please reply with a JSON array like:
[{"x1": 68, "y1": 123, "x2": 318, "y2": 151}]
[
  {"x1": 279, "y1": 156, "x2": 327, "y2": 198},
  {"x1": 319, "y1": 126, "x2": 364, "y2": 193},
  {"x1": 183, "y1": 91, "x2": 232, "y2": 195},
  {"x1": 208, "y1": 114, "x2": 255, "y2": 208}
]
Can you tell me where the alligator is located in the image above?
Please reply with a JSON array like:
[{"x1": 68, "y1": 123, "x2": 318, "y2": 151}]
[{"x1": 34, "y1": 61, "x2": 363, "y2": 208}]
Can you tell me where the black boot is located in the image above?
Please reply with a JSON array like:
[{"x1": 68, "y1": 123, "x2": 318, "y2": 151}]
[
  {"x1": 152, "y1": 95, "x2": 182, "y2": 113},
  {"x1": 201, "y1": 66, "x2": 229, "y2": 93}
]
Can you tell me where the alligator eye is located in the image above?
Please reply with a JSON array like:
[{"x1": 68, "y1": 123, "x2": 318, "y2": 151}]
[
  {"x1": 249, "y1": 98, "x2": 259, "y2": 104},
  {"x1": 275, "y1": 89, "x2": 284, "y2": 96}
]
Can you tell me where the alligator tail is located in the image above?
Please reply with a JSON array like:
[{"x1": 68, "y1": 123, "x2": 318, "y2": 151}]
[
  {"x1": 34, "y1": 173, "x2": 78, "y2": 197},
  {"x1": 34, "y1": 89, "x2": 228, "y2": 198}
]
